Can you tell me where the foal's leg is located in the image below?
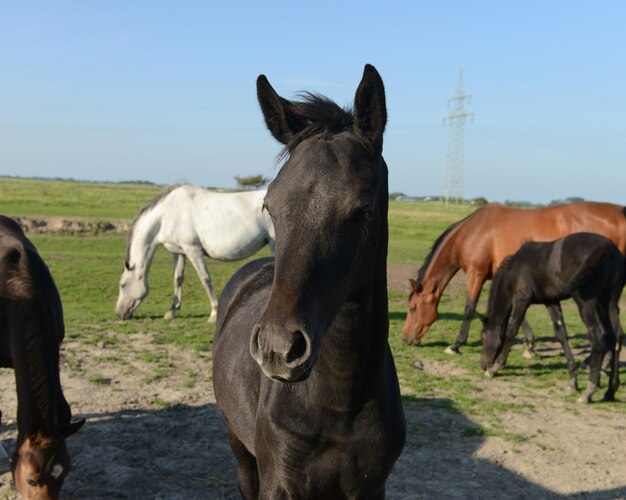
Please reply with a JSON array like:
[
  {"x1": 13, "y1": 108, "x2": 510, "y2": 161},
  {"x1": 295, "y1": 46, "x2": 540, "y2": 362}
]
[
  {"x1": 184, "y1": 246, "x2": 219, "y2": 323},
  {"x1": 546, "y1": 303, "x2": 578, "y2": 392},
  {"x1": 520, "y1": 318, "x2": 536, "y2": 359},
  {"x1": 164, "y1": 253, "x2": 186, "y2": 320},
  {"x1": 486, "y1": 301, "x2": 528, "y2": 377},
  {"x1": 227, "y1": 430, "x2": 259, "y2": 500},
  {"x1": 575, "y1": 299, "x2": 612, "y2": 403},
  {"x1": 448, "y1": 273, "x2": 485, "y2": 354},
  {"x1": 603, "y1": 298, "x2": 623, "y2": 401}
]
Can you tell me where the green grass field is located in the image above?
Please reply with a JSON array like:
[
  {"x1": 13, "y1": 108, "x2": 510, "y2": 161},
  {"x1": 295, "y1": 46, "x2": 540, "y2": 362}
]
[{"x1": 1, "y1": 176, "x2": 623, "y2": 435}]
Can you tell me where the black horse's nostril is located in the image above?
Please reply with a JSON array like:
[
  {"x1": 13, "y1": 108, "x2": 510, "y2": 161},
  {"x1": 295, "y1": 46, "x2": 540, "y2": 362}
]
[
  {"x1": 286, "y1": 330, "x2": 308, "y2": 364},
  {"x1": 250, "y1": 325, "x2": 262, "y2": 359}
]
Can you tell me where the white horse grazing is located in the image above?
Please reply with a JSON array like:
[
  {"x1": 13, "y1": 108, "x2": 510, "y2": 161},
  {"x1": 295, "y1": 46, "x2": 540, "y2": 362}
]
[{"x1": 116, "y1": 185, "x2": 274, "y2": 322}]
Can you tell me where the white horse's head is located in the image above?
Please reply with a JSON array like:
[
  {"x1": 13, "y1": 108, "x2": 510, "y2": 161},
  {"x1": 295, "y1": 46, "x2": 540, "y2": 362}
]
[{"x1": 116, "y1": 261, "x2": 148, "y2": 320}]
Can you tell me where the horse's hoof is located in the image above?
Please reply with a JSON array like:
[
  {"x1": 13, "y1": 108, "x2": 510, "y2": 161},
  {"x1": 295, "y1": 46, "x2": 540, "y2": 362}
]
[
  {"x1": 577, "y1": 395, "x2": 591, "y2": 404},
  {"x1": 601, "y1": 392, "x2": 615, "y2": 402},
  {"x1": 484, "y1": 370, "x2": 495, "y2": 378},
  {"x1": 444, "y1": 346, "x2": 460, "y2": 355},
  {"x1": 522, "y1": 349, "x2": 535, "y2": 360},
  {"x1": 207, "y1": 315, "x2": 217, "y2": 324},
  {"x1": 163, "y1": 311, "x2": 175, "y2": 320},
  {"x1": 568, "y1": 381, "x2": 579, "y2": 393}
]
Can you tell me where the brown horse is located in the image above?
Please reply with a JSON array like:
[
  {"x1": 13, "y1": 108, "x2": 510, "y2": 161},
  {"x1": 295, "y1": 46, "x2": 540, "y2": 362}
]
[
  {"x1": 402, "y1": 202, "x2": 626, "y2": 353},
  {"x1": 0, "y1": 216, "x2": 84, "y2": 499}
]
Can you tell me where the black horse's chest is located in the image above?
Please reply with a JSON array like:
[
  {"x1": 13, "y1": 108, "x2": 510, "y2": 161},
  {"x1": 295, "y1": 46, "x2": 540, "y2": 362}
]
[{"x1": 255, "y1": 397, "x2": 402, "y2": 497}]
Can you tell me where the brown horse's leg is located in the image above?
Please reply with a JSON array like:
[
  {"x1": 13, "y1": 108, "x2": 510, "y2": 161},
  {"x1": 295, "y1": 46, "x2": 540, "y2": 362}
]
[
  {"x1": 227, "y1": 430, "x2": 259, "y2": 499},
  {"x1": 520, "y1": 318, "x2": 536, "y2": 359},
  {"x1": 448, "y1": 274, "x2": 485, "y2": 354},
  {"x1": 546, "y1": 303, "x2": 578, "y2": 392}
]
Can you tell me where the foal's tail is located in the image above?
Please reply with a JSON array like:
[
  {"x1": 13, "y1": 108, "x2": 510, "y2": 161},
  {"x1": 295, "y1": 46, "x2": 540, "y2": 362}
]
[{"x1": 566, "y1": 244, "x2": 614, "y2": 291}]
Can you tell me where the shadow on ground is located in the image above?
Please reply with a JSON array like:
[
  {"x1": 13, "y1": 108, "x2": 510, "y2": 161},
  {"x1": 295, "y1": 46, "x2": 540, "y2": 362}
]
[{"x1": 5, "y1": 397, "x2": 624, "y2": 499}]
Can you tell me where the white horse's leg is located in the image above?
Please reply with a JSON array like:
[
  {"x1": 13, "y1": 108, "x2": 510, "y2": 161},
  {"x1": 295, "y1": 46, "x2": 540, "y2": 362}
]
[
  {"x1": 184, "y1": 246, "x2": 219, "y2": 323},
  {"x1": 164, "y1": 253, "x2": 186, "y2": 320}
]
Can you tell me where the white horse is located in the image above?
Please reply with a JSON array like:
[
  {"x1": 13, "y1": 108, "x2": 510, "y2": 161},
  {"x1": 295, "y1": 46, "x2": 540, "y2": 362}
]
[{"x1": 116, "y1": 184, "x2": 274, "y2": 322}]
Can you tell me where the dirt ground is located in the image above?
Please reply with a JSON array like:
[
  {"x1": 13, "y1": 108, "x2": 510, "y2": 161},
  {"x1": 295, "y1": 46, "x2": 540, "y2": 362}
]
[{"x1": 1, "y1": 264, "x2": 625, "y2": 499}]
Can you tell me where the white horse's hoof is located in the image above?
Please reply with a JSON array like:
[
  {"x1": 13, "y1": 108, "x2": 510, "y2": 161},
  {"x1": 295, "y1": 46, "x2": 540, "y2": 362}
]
[
  {"x1": 577, "y1": 395, "x2": 591, "y2": 404},
  {"x1": 207, "y1": 315, "x2": 217, "y2": 324},
  {"x1": 163, "y1": 311, "x2": 175, "y2": 320},
  {"x1": 444, "y1": 346, "x2": 460, "y2": 355},
  {"x1": 522, "y1": 349, "x2": 535, "y2": 360},
  {"x1": 484, "y1": 370, "x2": 494, "y2": 378}
]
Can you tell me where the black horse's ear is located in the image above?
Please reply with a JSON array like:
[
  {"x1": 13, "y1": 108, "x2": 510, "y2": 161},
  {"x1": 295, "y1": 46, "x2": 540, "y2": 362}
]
[
  {"x1": 409, "y1": 278, "x2": 422, "y2": 294},
  {"x1": 257, "y1": 75, "x2": 307, "y2": 145},
  {"x1": 353, "y1": 64, "x2": 387, "y2": 154},
  {"x1": 475, "y1": 311, "x2": 487, "y2": 325},
  {"x1": 60, "y1": 418, "x2": 85, "y2": 438}
]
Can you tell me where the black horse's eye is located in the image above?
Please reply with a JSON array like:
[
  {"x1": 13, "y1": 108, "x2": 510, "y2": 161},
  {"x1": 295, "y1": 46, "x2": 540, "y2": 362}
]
[
  {"x1": 262, "y1": 203, "x2": 272, "y2": 217},
  {"x1": 26, "y1": 478, "x2": 37, "y2": 487}
]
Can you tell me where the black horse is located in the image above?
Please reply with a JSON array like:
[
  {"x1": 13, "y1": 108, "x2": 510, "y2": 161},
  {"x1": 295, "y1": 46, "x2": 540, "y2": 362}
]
[
  {"x1": 480, "y1": 232, "x2": 624, "y2": 403},
  {"x1": 212, "y1": 65, "x2": 406, "y2": 498},
  {"x1": 0, "y1": 216, "x2": 84, "y2": 499}
]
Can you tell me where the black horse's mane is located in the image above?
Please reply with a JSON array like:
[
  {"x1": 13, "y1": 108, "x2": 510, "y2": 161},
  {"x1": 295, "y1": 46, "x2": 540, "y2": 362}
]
[
  {"x1": 279, "y1": 93, "x2": 354, "y2": 162},
  {"x1": 125, "y1": 184, "x2": 183, "y2": 263},
  {"x1": 414, "y1": 211, "x2": 475, "y2": 286},
  {"x1": 487, "y1": 255, "x2": 514, "y2": 314},
  {"x1": 1, "y1": 224, "x2": 67, "y2": 429}
]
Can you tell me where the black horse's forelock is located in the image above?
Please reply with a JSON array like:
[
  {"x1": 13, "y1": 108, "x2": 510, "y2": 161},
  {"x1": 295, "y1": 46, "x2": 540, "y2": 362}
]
[
  {"x1": 125, "y1": 184, "x2": 183, "y2": 263},
  {"x1": 277, "y1": 92, "x2": 354, "y2": 162}
]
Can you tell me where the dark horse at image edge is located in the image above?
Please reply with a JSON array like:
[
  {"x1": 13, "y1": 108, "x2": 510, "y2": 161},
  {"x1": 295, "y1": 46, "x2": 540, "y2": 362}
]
[
  {"x1": 480, "y1": 232, "x2": 625, "y2": 403},
  {"x1": 212, "y1": 65, "x2": 406, "y2": 498},
  {"x1": 0, "y1": 216, "x2": 84, "y2": 499}
]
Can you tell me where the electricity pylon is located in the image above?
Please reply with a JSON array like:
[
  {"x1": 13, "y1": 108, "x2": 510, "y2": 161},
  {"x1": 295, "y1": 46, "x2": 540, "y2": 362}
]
[{"x1": 443, "y1": 69, "x2": 473, "y2": 204}]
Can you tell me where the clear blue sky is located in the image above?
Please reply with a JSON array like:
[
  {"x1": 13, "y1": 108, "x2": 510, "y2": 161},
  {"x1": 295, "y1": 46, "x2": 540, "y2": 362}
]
[{"x1": 1, "y1": 1, "x2": 625, "y2": 204}]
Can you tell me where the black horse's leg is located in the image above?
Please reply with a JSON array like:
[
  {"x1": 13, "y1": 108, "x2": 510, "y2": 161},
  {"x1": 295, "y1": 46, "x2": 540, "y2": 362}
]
[
  {"x1": 575, "y1": 298, "x2": 611, "y2": 403},
  {"x1": 520, "y1": 318, "x2": 536, "y2": 359},
  {"x1": 603, "y1": 297, "x2": 623, "y2": 401},
  {"x1": 546, "y1": 303, "x2": 578, "y2": 392},
  {"x1": 227, "y1": 430, "x2": 259, "y2": 499},
  {"x1": 486, "y1": 300, "x2": 528, "y2": 377}
]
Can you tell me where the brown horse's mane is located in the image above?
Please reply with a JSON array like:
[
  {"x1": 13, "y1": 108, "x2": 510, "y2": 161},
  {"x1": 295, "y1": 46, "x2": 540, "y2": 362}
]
[
  {"x1": 414, "y1": 210, "x2": 477, "y2": 285},
  {"x1": 125, "y1": 184, "x2": 184, "y2": 263},
  {"x1": 278, "y1": 93, "x2": 354, "y2": 162}
]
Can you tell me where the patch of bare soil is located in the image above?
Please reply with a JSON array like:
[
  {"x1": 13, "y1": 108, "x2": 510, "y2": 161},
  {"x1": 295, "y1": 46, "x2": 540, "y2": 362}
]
[
  {"x1": 387, "y1": 263, "x2": 467, "y2": 298},
  {"x1": 2, "y1": 325, "x2": 626, "y2": 498},
  {"x1": 12, "y1": 216, "x2": 128, "y2": 235}
]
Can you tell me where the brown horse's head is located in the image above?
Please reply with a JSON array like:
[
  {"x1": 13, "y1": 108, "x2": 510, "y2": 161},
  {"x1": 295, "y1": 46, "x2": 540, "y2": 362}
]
[
  {"x1": 402, "y1": 279, "x2": 438, "y2": 345},
  {"x1": 12, "y1": 420, "x2": 84, "y2": 500},
  {"x1": 250, "y1": 65, "x2": 388, "y2": 382}
]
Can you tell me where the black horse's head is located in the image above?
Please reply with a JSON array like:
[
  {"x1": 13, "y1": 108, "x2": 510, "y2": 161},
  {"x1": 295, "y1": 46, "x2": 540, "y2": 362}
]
[{"x1": 250, "y1": 65, "x2": 388, "y2": 382}]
